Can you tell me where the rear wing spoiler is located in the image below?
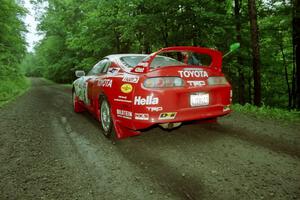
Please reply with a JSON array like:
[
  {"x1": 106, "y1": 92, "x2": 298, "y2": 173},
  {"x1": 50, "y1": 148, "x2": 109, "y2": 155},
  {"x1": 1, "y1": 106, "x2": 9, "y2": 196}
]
[{"x1": 131, "y1": 46, "x2": 223, "y2": 73}]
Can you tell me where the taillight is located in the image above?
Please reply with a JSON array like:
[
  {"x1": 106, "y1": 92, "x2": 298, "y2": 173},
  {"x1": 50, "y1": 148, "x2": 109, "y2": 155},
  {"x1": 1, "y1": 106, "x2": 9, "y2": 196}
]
[
  {"x1": 207, "y1": 76, "x2": 228, "y2": 85},
  {"x1": 143, "y1": 77, "x2": 184, "y2": 88}
]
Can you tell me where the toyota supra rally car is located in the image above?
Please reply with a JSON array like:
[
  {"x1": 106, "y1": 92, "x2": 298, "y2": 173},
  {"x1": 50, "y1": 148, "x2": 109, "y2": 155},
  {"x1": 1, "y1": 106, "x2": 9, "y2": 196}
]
[{"x1": 72, "y1": 46, "x2": 233, "y2": 140}]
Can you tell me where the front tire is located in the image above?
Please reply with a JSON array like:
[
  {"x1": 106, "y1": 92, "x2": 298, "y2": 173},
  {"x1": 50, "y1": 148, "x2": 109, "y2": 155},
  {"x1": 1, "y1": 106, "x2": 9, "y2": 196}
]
[{"x1": 99, "y1": 96, "x2": 116, "y2": 140}]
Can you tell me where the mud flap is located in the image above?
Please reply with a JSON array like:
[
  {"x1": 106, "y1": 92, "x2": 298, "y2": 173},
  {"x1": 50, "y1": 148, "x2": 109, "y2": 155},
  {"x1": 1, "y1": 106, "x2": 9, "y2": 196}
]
[
  {"x1": 74, "y1": 96, "x2": 85, "y2": 113},
  {"x1": 112, "y1": 117, "x2": 141, "y2": 139}
]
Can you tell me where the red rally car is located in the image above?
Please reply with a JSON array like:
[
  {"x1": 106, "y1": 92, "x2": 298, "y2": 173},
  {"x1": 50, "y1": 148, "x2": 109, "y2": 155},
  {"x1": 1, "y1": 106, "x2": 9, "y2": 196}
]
[{"x1": 72, "y1": 46, "x2": 232, "y2": 139}]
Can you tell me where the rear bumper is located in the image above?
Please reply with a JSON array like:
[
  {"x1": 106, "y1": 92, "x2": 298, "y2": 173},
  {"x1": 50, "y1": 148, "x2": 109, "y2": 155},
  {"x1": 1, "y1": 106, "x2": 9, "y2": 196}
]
[
  {"x1": 131, "y1": 104, "x2": 231, "y2": 130},
  {"x1": 112, "y1": 84, "x2": 231, "y2": 133}
]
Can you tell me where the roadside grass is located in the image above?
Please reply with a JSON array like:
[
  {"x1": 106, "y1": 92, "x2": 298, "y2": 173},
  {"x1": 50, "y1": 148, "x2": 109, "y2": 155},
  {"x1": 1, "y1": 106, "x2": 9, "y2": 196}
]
[
  {"x1": 61, "y1": 83, "x2": 72, "y2": 88},
  {"x1": 232, "y1": 103, "x2": 300, "y2": 122},
  {"x1": 0, "y1": 77, "x2": 30, "y2": 108}
]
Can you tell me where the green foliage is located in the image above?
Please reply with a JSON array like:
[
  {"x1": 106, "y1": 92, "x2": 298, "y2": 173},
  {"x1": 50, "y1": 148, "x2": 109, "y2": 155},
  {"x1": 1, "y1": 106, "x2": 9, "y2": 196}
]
[
  {"x1": 27, "y1": 0, "x2": 233, "y2": 83},
  {"x1": 0, "y1": 77, "x2": 30, "y2": 107},
  {"x1": 0, "y1": 0, "x2": 28, "y2": 106},
  {"x1": 24, "y1": 0, "x2": 294, "y2": 109},
  {"x1": 0, "y1": 0, "x2": 27, "y2": 75},
  {"x1": 258, "y1": 0, "x2": 293, "y2": 108},
  {"x1": 232, "y1": 103, "x2": 300, "y2": 122}
]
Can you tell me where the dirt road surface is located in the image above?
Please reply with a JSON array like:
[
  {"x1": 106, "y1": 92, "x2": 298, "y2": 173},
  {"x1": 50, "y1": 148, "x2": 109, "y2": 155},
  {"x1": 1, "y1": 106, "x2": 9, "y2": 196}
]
[{"x1": 0, "y1": 78, "x2": 299, "y2": 200}]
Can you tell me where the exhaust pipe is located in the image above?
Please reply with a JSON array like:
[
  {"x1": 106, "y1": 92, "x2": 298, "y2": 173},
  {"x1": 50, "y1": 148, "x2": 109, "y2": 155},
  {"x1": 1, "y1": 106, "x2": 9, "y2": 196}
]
[{"x1": 159, "y1": 122, "x2": 182, "y2": 129}]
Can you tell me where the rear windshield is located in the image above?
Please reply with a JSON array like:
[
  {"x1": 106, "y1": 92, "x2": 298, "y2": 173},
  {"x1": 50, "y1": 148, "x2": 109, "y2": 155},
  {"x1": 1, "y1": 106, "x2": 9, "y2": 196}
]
[
  {"x1": 150, "y1": 56, "x2": 185, "y2": 68},
  {"x1": 150, "y1": 51, "x2": 212, "y2": 69},
  {"x1": 120, "y1": 56, "x2": 147, "y2": 68}
]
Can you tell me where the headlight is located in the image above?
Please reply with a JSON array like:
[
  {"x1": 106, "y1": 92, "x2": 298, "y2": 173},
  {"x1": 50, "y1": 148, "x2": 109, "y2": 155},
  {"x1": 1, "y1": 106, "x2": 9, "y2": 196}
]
[
  {"x1": 207, "y1": 77, "x2": 228, "y2": 85},
  {"x1": 143, "y1": 77, "x2": 184, "y2": 88}
]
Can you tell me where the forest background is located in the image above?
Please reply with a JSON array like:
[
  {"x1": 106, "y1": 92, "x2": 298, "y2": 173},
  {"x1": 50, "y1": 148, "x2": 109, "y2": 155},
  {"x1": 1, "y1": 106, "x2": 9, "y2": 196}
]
[{"x1": 1, "y1": 0, "x2": 300, "y2": 111}]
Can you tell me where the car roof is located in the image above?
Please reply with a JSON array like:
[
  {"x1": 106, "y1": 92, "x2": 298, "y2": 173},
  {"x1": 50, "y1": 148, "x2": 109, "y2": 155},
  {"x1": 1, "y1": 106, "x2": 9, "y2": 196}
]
[
  {"x1": 104, "y1": 54, "x2": 149, "y2": 70},
  {"x1": 105, "y1": 54, "x2": 149, "y2": 60}
]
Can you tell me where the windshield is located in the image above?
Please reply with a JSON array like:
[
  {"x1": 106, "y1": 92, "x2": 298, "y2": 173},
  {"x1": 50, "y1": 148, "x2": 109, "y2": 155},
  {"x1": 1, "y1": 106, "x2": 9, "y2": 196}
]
[
  {"x1": 120, "y1": 56, "x2": 147, "y2": 68},
  {"x1": 149, "y1": 51, "x2": 212, "y2": 69}
]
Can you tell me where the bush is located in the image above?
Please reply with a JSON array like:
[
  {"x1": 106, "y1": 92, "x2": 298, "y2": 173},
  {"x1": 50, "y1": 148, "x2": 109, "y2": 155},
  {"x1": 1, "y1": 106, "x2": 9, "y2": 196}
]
[
  {"x1": 0, "y1": 76, "x2": 30, "y2": 107},
  {"x1": 232, "y1": 103, "x2": 300, "y2": 122}
]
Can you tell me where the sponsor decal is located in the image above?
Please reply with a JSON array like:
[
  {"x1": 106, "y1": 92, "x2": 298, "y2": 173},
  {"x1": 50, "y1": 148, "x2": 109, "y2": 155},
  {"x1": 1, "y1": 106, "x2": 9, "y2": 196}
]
[
  {"x1": 134, "y1": 67, "x2": 145, "y2": 73},
  {"x1": 121, "y1": 84, "x2": 133, "y2": 93},
  {"x1": 114, "y1": 99, "x2": 132, "y2": 103},
  {"x1": 159, "y1": 112, "x2": 177, "y2": 120},
  {"x1": 118, "y1": 95, "x2": 127, "y2": 99},
  {"x1": 116, "y1": 109, "x2": 132, "y2": 119},
  {"x1": 107, "y1": 68, "x2": 120, "y2": 75},
  {"x1": 178, "y1": 70, "x2": 208, "y2": 78},
  {"x1": 135, "y1": 113, "x2": 149, "y2": 120},
  {"x1": 146, "y1": 106, "x2": 163, "y2": 112},
  {"x1": 99, "y1": 79, "x2": 112, "y2": 87},
  {"x1": 187, "y1": 80, "x2": 205, "y2": 87},
  {"x1": 134, "y1": 96, "x2": 159, "y2": 105},
  {"x1": 122, "y1": 74, "x2": 139, "y2": 83},
  {"x1": 137, "y1": 62, "x2": 148, "y2": 67}
]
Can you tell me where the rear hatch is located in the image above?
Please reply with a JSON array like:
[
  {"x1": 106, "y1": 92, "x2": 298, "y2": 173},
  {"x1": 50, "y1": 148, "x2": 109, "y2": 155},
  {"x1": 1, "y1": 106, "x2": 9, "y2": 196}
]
[
  {"x1": 131, "y1": 46, "x2": 230, "y2": 108},
  {"x1": 144, "y1": 65, "x2": 229, "y2": 108}
]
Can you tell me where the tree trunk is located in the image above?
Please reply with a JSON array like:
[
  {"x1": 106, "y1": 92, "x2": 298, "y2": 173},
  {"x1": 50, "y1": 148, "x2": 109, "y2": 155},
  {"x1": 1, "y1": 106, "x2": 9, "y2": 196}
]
[
  {"x1": 143, "y1": 41, "x2": 151, "y2": 54},
  {"x1": 295, "y1": 40, "x2": 300, "y2": 109},
  {"x1": 114, "y1": 29, "x2": 121, "y2": 53},
  {"x1": 162, "y1": 28, "x2": 169, "y2": 47},
  {"x1": 293, "y1": 0, "x2": 300, "y2": 109},
  {"x1": 234, "y1": 0, "x2": 245, "y2": 105},
  {"x1": 291, "y1": 58, "x2": 296, "y2": 108},
  {"x1": 248, "y1": 0, "x2": 262, "y2": 106},
  {"x1": 279, "y1": 43, "x2": 292, "y2": 108},
  {"x1": 248, "y1": 73, "x2": 252, "y2": 103}
]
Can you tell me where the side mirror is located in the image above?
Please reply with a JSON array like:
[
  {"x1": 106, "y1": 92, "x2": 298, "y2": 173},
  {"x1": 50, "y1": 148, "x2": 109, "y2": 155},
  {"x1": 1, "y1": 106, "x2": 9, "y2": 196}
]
[
  {"x1": 75, "y1": 70, "x2": 85, "y2": 77},
  {"x1": 223, "y1": 42, "x2": 240, "y2": 58}
]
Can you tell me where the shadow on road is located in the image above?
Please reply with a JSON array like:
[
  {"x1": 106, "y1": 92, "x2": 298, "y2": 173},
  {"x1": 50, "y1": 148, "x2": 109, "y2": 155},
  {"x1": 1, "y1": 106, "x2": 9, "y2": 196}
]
[
  {"x1": 117, "y1": 142, "x2": 206, "y2": 200},
  {"x1": 200, "y1": 123, "x2": 300, "y2": 159},
  {"x1": 69, "y1": 108, "x2": 300, "y2": 199},
  {"x1": 76, "y1": 112, "x2": 225, "y2": 199}
]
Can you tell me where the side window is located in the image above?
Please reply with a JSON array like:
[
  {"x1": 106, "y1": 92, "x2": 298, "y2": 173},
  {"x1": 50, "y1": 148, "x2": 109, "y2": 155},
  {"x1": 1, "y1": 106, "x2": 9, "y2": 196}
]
[
  {"x1": 102, "y1": 61, "x2": 110, "y2": 73},
  {"x1": 87, "y1": 59, "x2": 110, "y2": 75}
]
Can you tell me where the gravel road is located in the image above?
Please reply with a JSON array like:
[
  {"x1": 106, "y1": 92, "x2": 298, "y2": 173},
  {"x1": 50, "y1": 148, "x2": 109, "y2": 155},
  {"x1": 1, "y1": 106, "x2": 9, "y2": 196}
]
[{"x1": 0, "y1": 78, "x2": 299, "y2": 200}]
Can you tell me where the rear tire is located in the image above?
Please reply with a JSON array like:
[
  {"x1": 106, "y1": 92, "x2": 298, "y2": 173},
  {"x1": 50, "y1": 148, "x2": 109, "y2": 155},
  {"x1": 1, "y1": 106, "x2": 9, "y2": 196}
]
[{"x1": 99, "y1": 96, "x2": 116, "y2": 142}]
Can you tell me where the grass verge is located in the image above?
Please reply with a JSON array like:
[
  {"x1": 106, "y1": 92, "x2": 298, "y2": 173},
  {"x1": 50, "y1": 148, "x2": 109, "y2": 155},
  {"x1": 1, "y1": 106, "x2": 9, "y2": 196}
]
[
  {"x1": 232, "y1": 103, "x2": 300, "y2": 122},
  {"x1": 0, "y1": 77, "x2": 31, "y2": 108}
]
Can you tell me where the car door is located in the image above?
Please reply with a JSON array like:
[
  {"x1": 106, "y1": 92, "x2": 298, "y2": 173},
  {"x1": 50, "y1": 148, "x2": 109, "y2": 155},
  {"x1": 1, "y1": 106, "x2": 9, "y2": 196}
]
[
  {"x1": 85, "y1": 59, "x2": 110, "y2": 105},
  {"x1": 75, "y1": 60, "x2": 107, "y2": 105}
]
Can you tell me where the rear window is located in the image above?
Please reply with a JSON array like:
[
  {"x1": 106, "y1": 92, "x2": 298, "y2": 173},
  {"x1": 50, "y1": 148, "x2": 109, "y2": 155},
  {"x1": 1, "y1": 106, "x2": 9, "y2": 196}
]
[
  {"x1": 150, "y1": 56, "x2": 185, "y2": 69},
  {"x1": 150, "y1": 51, "x2": 212, "y2": 69},
  {"x1": 120, "y1": 56, "x2": 147, "y2": 68}
]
